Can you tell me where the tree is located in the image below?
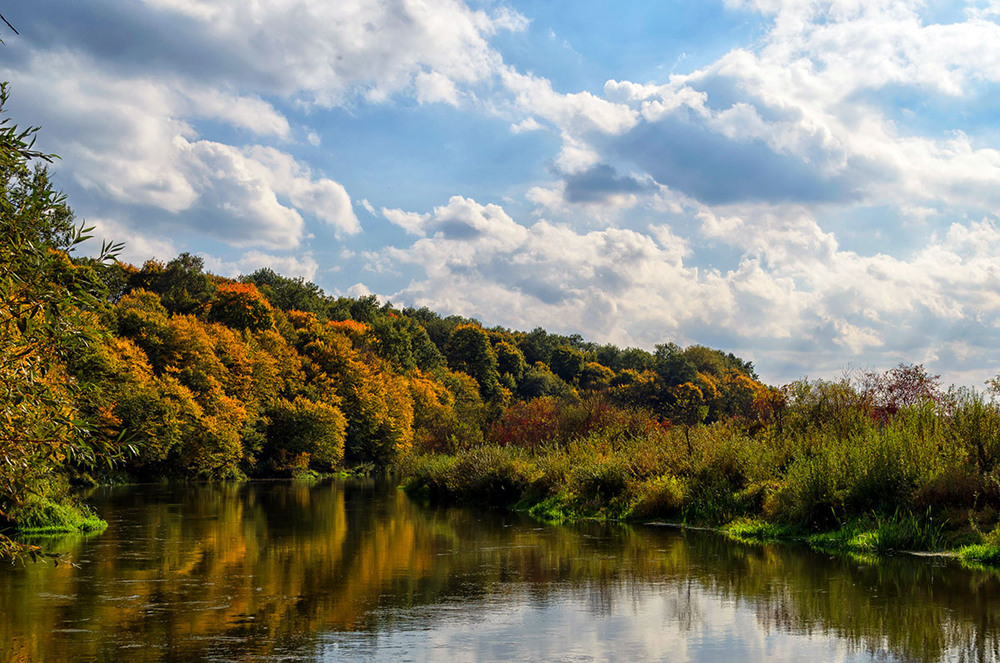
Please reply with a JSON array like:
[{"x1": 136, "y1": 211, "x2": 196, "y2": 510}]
[
  {"x1": 0, "y1": 83, "x2": 125, "y2": 558},
  {"x1": 550, "y1": 346, "x2": 585, "y2": 383},
  {"x1": 209, "y1": 281, "x2": 274, "y2": 331},
  {"x1": 519, "y1": 362, "x2": 575, "y2": 400},
  {"x1": 241, "y1": 267, "x2": 326, "y2": 314},
  {"x1": 668, "y1": 382, "x2": 708, "y2": 455},
  {"x1": 133, "y1": 253, "x2": 216, "y2": 315},
  {"x1": 859, "y1": 363, "x2": 942, "y2": 424},
  {"x1": 494, "y1": 340, "x2": 527, "y2": 390},
  {"x1": 579, "y1": 361, "x2": 614, "y2": 391},
  {"x1": 653, "y1": 343, "x2": 698, "y2": 388},
  {"x1": 446, "y1": 324, "x2": 506, "y2": 405},
  {"x1": 264, "y1": 396, "x2": 347, "y2": 471}
]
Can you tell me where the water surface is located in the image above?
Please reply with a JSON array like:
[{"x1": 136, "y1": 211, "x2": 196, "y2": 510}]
[{"x1": 2, "y1": 480, "x2": 999, "y2": 662}]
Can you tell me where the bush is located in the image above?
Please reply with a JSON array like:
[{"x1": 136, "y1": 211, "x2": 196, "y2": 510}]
[
  {"x1": 403, "y1": 446, "x2": 534, "y2": 506},
  {"x1": 629, "y1": 475, "x2": 687, "y2": 520}
]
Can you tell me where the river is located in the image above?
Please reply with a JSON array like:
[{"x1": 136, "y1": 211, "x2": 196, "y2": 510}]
[{"x1": 2, "y1": 480, "x2": 999, "y2": 662}]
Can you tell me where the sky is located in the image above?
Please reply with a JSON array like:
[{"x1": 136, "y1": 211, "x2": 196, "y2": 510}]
[{"x1": 3, "y1": 0, "x2": 1000, "y2": 388}]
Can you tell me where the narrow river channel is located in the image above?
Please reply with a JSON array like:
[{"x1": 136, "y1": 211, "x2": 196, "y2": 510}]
[{"x1": 2, "y1": 480, "x2": 999, "y2": 662}]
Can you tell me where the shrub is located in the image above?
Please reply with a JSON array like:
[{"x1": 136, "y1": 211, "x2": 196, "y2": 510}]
[{"x1": 629, "y1": 475, "x2": 687, "y2": 520}]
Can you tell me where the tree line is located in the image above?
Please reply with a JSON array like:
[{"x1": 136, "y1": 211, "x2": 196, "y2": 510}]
[{"x1": 0, "y1": 78, "x2": 776, "y2": 556}]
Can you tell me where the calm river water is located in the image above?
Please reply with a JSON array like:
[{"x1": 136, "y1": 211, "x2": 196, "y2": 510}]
[{"x1": 2, "y1": 480, "x2": 1000, "y2": 662}]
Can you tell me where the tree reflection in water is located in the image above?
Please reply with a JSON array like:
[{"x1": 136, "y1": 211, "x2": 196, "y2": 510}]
[{"x1": 1, "y1": 480, "x2": 999, "y2": 662}]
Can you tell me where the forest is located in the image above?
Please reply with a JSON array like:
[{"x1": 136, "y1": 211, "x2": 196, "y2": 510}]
[{"x1": 5, "y1": 82, "x2": 1000, "y2": 567}]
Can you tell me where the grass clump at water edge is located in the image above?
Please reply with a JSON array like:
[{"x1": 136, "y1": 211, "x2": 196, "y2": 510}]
[{"x1": 12, "y1": 495, "x2": 108, "y2": 535}]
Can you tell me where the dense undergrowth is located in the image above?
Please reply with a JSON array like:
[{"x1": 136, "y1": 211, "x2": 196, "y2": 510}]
[{"x1": 400, "y1": 384, "x2": 1000, "y2": 565}]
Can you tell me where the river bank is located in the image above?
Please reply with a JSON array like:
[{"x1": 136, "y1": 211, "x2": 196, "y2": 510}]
[{"x1": 398, "y1": 398, "x2": 1000, "y2": 571}]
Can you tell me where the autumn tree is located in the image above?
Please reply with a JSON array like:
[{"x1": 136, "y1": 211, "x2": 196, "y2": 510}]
[
  {"x1": 209, "y1": 281, "x2": 274, "y2": 331},
  {"x1": 265, "y1": 396, "x2": 347, "y2": 471},
  {"x1": 0, "y1": 83, "x2": 125, "y2": 557},
  {"x1": 579, "y1": 361, "x2": 614, "y2": 391},
  {"x1": 859, "y1": 363, "x2": 942, "y2": 424}
]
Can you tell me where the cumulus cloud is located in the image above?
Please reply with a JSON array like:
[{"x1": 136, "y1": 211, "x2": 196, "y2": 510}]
[
  {"x1": 499, "y1": 67, "x2": 638, "y2": 138},
  {"x1": 26, "y1": 0, "x2": 527, "y2": 107},
  {"x1": 415, "y1": 71, "x2": 462, "y2": 107},
  {"x1": 200, "y1": 250, "x2": 320, "y2": 281},
  {"x1": 3, "y1": 0, "x2": 526, "y2": 253},
  {"x1": 562, "y1": 165, "x2": 653, "y2": 205},
  {"x1": 589, "y1": 2, "x2": 1000, "y2": 212},
  {"x1": 178, "y1": 141, "x2": 360, "y2": 248},
  {"x1": 374, "y1": 194, "x2": 1000, "y2": 385},
  {"x1": 1, "y1": 45, "x2": 358, "y2": 250}
]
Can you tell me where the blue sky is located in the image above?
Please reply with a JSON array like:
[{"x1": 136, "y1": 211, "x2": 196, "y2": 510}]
[{"x1": 4, "y1": 0, "x2": 1000, "y2": 387}]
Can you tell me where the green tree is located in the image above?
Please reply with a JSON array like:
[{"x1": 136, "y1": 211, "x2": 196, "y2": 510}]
[
  {"x1": 446, "y1": 324, "x2": 506, "y2": 405},
  {"x1": 133, "y1": 253, "x2": 216, "y2": 315},
  {"x1": 242, "y1": 267, "x2": 326, "y2": 314},
  {"x1": 494, "y1": 340, "x2": 527, "y2": 391},
  {"x1": 550, "y1": 346, "x2": 585, "y2": 383},
  {"x1": 519, "y1": 362, "x2": 575, "y2": 400}
]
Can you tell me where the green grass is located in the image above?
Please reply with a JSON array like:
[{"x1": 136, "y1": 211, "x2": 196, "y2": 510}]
[
  {"x1": 723, "y1": 518, "x2": 800, "y2": 544},
  {"x1": 958, "y1": 525, "x2": 1000, "y2": 568},
  {"x1": 807, "y1": 510, "x2": 947, "y2": 555},
  {"x1": 14, "y1": 496, "x2": 108, "y2": 535},
  {"x1": 958, "y1": 543, "x2": 1000, "y2": 567}
]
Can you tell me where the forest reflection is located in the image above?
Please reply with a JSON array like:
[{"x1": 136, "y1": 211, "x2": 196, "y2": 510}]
[{"x1": 2, "y1": 480, "x2": 1000, "y2": 662}]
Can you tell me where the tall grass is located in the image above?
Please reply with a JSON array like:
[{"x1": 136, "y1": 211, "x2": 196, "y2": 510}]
[{"x1": 401, "y1": 388, "x2": 1000, "y2": 558}]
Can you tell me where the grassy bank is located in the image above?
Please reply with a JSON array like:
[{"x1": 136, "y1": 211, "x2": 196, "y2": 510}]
[{"x1": 399, "y1": 389, "x2": 1000, "y2": 566}]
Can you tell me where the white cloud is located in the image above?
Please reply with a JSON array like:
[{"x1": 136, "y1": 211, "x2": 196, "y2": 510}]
[
  {"x1": 242, "y1": 146, "x2": 361, "y2": 236},
  {"x1": 347, "y1": 282, "x2": 374, "y2": 298},
  {"x1": 1, "y1": 49, "x2": 359, "y2": 250},
  {"x1": 415, "y1": 71, "x2": 461, "y2": 106},
  {"x1": 2, "y1": 0, "x2": 530, "y2": 255},
  {"x1": 500, "y1": 67, "x2": 638, "y2": 137},
  {"x1": 374, "y1": 192, "x2": 1000, "y2": 386},
  {"x1": 510, "y1": 117, "x2": 543, "y2": 134},
  {"x1": 382, "y1": 208, "x2": 429, "y2": 236},
  {"x1": 183, "y1": 88, "x2": 290, "y2": 137},
  {"x1": 138, "y1": 0, "x2": 526, "y2": 106},
  {"x1": 83, "y1": 217, "x2": 179, "y2": 265},
  {"x1": 200, "y1": 250, "x2": 319, "y2": 281}
]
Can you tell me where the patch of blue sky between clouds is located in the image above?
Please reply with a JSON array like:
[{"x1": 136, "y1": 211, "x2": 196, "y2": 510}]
[
  {"x1": 856, "y1": 81, "x2": 1000, "y2": 148},
  {"x1": 490, "y1": 0, "x2": 766, "y2": 92},
  {"x1": 301, "y1": 102, "x2": 560, "y2": 220}
]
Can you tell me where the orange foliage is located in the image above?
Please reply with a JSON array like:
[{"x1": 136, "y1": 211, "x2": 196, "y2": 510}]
[
  {"x1": 327, "y1": 319, "x2": 371, "y2": 346},
  {"x1": 209, "y1": 282, "x2": 274, "y2": 331},
  {"x1": 488, "y1": 397, "x2": 560, "y2": 449}
]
